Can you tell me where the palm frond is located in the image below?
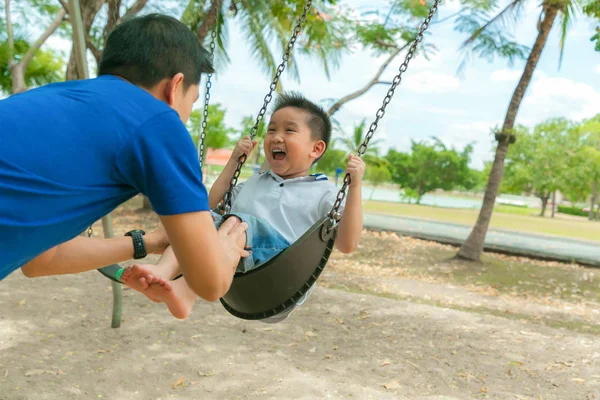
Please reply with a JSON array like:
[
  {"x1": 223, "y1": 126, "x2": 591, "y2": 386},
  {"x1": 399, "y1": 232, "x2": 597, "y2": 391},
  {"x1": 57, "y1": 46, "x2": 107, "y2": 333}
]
[
  {"x1": 557, "y1": 1, "x2": 581, "y2": 70},
  {"x1": 460, "y1": 0, "x2": 528, "y2": 49}
]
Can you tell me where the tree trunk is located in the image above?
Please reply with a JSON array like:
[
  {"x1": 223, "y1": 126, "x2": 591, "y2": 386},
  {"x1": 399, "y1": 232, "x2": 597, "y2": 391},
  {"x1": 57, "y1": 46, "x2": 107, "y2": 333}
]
[
  {"x1": 551, "y1": 190, "x2": 556, "y2": 218},
  {"x1": 456, "y1": 6, "x2": 559, "y2": 261},
  {"x1": 11, "y1": 64, "x2": 27, "y2": 94},
  {"x1": 539, "y1": 193, "x2": 549, "y2": 217},
  {"x1": 590, "y1": 181, "x2": 597, "y2": 221},
  {"x1": 6, "y1": 4, "x2": 66, "y2": 94},
  {"x1": 65, "y1": 0, "x2": 105, "y2": 80},
  {"x1": 196, "y1": 0, "x2": 222, "y2": 45}
]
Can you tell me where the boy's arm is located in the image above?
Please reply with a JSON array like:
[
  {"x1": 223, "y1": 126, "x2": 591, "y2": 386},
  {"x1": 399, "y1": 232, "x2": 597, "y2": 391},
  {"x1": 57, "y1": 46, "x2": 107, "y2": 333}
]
[
  {"x1": 334, "y1": 154, "x2": 366, "y2": 254},
  {"x1": 208, "y1": 137, "x2": 257, "y2": 209},
  {"x1": 335, "y1": 185, "x2": 363, "y2": 254},
  {"x1": 208, "y1": 158, "x2": 241, "y2": 209}
]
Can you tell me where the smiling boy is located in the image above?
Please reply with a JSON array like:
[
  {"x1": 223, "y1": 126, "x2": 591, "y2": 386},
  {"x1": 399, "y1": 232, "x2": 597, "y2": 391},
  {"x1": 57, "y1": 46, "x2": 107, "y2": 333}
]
[{"x1": 120, "y1": 93, "x2": 366, "y2": 321}]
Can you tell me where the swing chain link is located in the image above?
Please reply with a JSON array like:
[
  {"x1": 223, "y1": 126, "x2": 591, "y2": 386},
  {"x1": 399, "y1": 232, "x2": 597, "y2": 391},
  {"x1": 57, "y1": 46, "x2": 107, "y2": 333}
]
[
  {"x1": 328, "y1": 0, "x2": 441, "y2": 225},
  {"x1": 220, "y1": 0, "x2": 313, "y2": 214},
  {"x1": 198, "y1": 4, "x2": 220, "y2": 168}
]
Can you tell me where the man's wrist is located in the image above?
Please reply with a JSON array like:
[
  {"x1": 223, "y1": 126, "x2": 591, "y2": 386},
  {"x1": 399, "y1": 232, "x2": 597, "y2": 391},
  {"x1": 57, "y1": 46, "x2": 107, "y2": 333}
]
[{"x1": 145, "y1": 232, "x2": 164, "y2": 254}]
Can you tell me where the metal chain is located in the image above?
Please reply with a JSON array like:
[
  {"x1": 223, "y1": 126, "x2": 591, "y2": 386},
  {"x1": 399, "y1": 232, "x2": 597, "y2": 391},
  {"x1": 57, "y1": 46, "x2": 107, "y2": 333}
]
[
  {"x1": 219, "y1": 0, "x2": 313, "y2": 214},
  {"x1": 198, "y1": 5, "x2": 220, "y2": 168},
  {"x1": 328, "y1": 0, "x2": 441, "y2": 222}
]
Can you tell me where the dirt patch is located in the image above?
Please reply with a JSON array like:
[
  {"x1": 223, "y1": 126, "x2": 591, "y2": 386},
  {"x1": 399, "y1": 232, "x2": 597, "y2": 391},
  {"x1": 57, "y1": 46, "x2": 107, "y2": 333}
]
[{"x1": 1, "y1": 197, "x2": 599, "y2": 399}]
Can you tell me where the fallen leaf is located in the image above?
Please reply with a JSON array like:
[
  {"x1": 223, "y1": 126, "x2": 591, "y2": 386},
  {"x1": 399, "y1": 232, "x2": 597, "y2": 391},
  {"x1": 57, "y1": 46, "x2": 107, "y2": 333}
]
[
  {"x1": 381, "y1": 360, "x2": 391, "y2": 367},
  {"x1": 309, "y1": 347, "x2": 317, "y2": 353},
  {"x1": 198, "y1": 370, "x2": 215, "y2": 377},
  {"x1": 260, "y1": 328, "x2": 273, "y2": 332},
  {"x1": 324, "y1": 355, "x2": 332, "y2": 359},
  {"x1": 510, "y1": 361, "x2": 523, "y2": 366},
  {"x1": 96, "y1": 349, "x2": 110, "y2": 354},
  {"x1": 4, "y1": 370, "x2": 8, "y2": 377},
  {"x1": 305, "y1": 331, "x2": 317, "y2": 337},
  {"x1": 25, "y1": 369, "x2": 45, "y2": 377},
  {"x1": 571, "y1": 378, "x2": 585, "y2": 383},
  {"x1": 191, "y1": 334, "x2": 202, "y2": 339},
  {"x1": 336, "y1": 318, "x2": 345, "y2": 324},
  {"x1": 18, "y1": 298, "x2": 26, "y2": 306},
  {"x1": 480, "y1": 386, "x2": 488, "y2": 393},
  {"x1": 172, "y1": 377, "x2": 185, "y2": 389},
  {"x1": 383, "y1": 380, "x2": 400, "y2": 390}
]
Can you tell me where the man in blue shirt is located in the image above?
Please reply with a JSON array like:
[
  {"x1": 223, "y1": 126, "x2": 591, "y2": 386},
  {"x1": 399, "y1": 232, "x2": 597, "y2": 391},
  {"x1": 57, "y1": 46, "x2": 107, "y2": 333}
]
[{"x1": 0, "y1": 14, "x2": 247, "y2": 302}]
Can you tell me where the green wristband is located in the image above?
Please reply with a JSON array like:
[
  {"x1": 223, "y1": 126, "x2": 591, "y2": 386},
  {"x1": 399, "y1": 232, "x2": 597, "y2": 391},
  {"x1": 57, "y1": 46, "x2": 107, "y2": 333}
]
[{"x1": 115, "y1": 268, "x2": 125, "y2": 282}]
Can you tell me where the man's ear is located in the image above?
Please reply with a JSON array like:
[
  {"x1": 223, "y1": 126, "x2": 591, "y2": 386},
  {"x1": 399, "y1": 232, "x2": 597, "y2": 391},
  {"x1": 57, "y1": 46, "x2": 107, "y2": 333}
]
[
  {"x1": 311, "y1": 140, "x2": 326, "y2": 160},
  {"x1": 164, "y1": 73, "x2": 185, "y2": 107}
]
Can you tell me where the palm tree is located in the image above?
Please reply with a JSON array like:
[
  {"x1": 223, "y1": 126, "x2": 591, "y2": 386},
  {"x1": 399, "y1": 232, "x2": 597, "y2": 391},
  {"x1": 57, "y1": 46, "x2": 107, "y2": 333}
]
[
  {"x1": 456, "y1": 0, "x2": 585, "y2": 261},
  {"x1": 337, "y1": 118, "x2": 382, "y2": 156},
  {"x1": 182, "y1": 0, "x2": 347, "y2": 83}
]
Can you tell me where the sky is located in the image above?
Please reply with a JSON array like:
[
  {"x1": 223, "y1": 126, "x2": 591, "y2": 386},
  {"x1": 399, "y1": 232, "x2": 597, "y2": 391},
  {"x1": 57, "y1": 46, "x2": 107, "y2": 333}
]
[{"x1": 39, "y1": 0, "x2": 600, "y2": 169}]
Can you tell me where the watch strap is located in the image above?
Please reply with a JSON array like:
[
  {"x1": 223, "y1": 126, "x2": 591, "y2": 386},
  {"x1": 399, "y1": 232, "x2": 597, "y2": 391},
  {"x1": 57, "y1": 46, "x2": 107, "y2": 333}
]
[{"x1": 125, "y1": 230, "x2": 147, "y2": 259}]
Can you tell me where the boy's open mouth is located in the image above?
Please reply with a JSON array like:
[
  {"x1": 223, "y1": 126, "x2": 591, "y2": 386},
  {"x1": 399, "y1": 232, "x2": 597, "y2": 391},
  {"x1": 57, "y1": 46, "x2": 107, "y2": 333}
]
[{"x1": 272, "y1": 149, "x2": 286, "y2": 161}]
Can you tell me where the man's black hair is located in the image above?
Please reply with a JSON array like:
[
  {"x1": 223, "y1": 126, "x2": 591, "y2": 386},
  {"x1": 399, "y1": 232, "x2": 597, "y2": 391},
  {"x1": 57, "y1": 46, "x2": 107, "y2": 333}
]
[
  {"x1": 99, "y1": 13, "x2": 214, "y2": 89},
  {"x1": 271, "y1": 92, "x2": 332, "y2": 159}
]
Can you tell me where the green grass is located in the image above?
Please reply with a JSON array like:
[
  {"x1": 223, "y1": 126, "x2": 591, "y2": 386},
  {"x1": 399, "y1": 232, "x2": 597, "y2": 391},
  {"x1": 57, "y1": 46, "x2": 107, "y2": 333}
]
[{"x1": 364, "y1": 200, "x2": 600, "y2": 242}]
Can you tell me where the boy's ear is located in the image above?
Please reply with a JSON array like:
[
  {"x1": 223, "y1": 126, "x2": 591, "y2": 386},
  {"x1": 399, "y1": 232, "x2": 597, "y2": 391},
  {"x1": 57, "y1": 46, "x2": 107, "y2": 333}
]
[
  {"x1": 164, "y1": 73, "x2": 185, "y2": 107},
  {"x1": 311, "y1": 140, "x2": 326, "y2": 160}
]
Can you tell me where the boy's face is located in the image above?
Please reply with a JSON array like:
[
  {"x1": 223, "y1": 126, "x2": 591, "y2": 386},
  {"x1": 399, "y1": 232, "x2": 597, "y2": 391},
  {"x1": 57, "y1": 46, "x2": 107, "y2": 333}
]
[{"x1": 264, "y1": 107, "x2": 326, "y2": 179}]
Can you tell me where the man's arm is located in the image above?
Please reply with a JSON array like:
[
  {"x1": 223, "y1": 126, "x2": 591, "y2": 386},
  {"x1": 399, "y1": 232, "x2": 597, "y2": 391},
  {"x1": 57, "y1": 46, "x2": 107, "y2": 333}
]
[
  {"x1": 21, "y1": 227, "x2": 168, "y2": 277},
  {"x1": 160, "y1": 211, "x2": 248, "y2": 301}
]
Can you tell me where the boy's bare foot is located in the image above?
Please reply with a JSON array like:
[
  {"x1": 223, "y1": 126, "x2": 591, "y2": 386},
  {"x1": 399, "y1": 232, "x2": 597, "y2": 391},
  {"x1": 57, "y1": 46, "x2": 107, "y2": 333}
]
[
  {"x1": 120, "y1": 264, "x2": 169, "y2": 302},
  {"x1": 144, "y1": 276, "x2": 193, "y2": 320}
]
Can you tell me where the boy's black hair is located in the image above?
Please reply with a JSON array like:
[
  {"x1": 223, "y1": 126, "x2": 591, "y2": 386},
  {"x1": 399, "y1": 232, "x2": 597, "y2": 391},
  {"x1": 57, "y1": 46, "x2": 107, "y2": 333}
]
[
  {"x1": 99, "y1": 13, "x2": 214, "y2": 90},
  {"x1": 271, "y1": 92, "x2": 332, "y2": 160}
]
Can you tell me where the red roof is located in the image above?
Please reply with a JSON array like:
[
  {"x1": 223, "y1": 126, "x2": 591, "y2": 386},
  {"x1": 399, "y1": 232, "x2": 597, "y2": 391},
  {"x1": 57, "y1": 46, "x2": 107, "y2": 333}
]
[{"x1": 205, "y1": 148, "x2": 233, "y2": 166}]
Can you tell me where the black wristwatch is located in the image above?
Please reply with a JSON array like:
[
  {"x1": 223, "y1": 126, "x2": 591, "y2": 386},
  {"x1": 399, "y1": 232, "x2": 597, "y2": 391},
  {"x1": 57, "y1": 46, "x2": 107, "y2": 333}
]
[{"x1": 125, "y1": 229, "x2": 147, "y2": 259}]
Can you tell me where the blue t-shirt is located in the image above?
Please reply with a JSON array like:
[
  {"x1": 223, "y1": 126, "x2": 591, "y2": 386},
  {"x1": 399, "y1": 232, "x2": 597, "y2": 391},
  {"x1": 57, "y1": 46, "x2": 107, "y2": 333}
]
[{"x1": 0, "y1": 75, "x2": 210, "y2": 280}]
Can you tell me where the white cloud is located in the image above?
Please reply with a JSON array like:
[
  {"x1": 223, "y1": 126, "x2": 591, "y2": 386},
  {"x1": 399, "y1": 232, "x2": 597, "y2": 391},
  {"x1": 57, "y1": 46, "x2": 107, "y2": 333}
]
[
  {"x1": 490, "y1": 69, "x2": 522, "y2": 82},
  {"x1": 403, "y1": 71, "x2": 460, "y2": 93},
  {"x1": 409, "y1": 51, "x2": 443, "y2": 70},
  {"x1": 520, "y1": 76, "x2": 600, "y2": 122},
  {"x1": 595, "y1": 64, "x2": 600, "y2": 74},
  {"x1": 421, "y1": 107, "x2": 466, "y2": 116},
  {"x1": 490, "y1": 68, "x2": 547, "y2": 83}
]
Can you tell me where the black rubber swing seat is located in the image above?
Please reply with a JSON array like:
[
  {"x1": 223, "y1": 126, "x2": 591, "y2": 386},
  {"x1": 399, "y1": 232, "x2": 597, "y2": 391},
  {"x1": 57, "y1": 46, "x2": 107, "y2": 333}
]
[
  {"x1": 220, "y1": 216, "x2": 337, "y2": 320},
  {"x1": 97, "y1": 217, "x2": 337, "y2": 320}
]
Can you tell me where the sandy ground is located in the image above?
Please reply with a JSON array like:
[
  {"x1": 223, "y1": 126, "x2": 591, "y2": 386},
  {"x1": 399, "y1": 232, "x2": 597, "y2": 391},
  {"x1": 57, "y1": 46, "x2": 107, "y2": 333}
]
[
  {"x1": 1, "y1": 264, "x2": 599, "y2": 400},
  {"x1": 2, "y1": 202, "x2": 599, "y2": 399}
]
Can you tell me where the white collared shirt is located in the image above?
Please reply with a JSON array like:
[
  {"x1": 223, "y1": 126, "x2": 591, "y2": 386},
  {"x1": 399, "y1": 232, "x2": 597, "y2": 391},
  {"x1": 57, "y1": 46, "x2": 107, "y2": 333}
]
[{"x1": 230, "y1": 170, "x2": 344, "y2": 243}]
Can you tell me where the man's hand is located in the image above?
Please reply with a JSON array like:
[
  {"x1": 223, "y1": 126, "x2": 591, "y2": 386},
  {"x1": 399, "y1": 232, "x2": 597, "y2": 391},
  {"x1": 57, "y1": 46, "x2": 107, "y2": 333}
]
[
  {"x1": 217, "y1": 217, "x2": 249, "y2": 274},
  {"x1": 232, "y1": 136, "x2": 258, "y2": 160},
  {"x1": 346, "y1": 154, "x2": 366, "y2": 187},
  {"x1": 146, "y1": 222, "x2": 170, "y2": 255}
]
